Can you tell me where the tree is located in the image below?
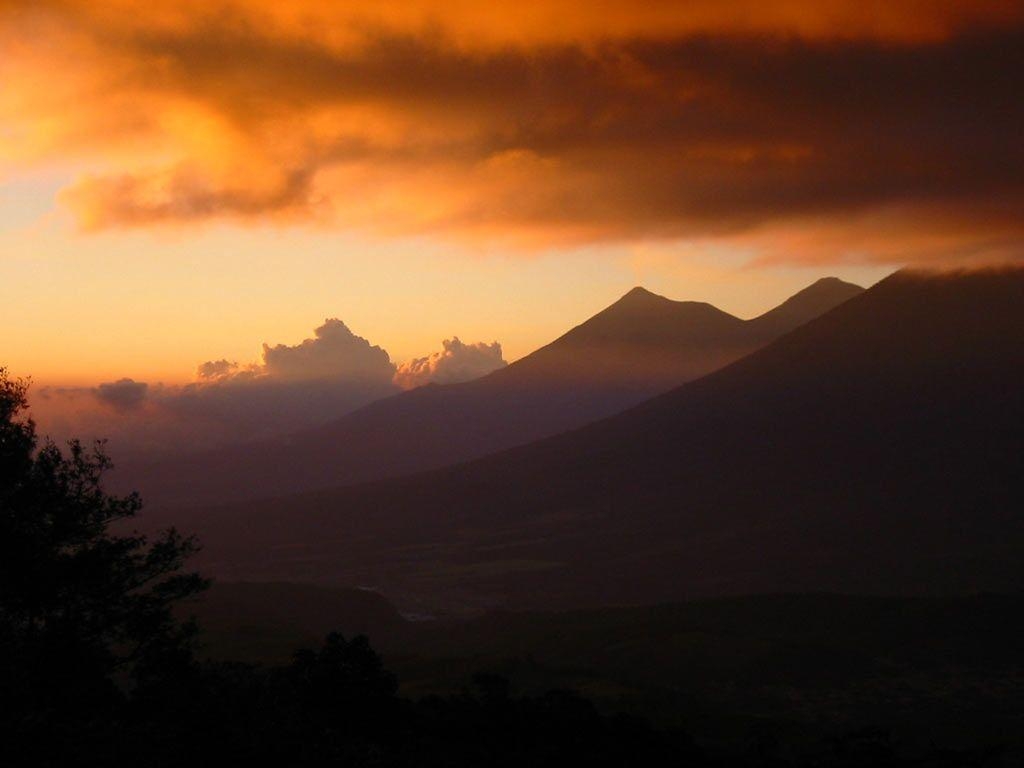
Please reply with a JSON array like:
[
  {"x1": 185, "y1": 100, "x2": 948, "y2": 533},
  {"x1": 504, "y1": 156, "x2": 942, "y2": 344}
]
[
  {"x1": 0, "y1": 370, "x2": 701, "y2": 767},
  {"x1": 0, "y1": 369, "x2": 207, "y2": 745}
]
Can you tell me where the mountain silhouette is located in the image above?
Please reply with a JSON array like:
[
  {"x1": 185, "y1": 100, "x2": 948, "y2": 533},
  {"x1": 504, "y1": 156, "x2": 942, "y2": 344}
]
[
  {"x1": 121, "y1": 277, "x2": 862, "y2": 506},
  {"x1": 166, "y1": 268, "x2": 1024, "y2": 613}
]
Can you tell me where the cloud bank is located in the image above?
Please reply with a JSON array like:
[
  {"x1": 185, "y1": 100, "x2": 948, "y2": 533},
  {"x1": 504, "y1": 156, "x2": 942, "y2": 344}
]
[
  {"x1": 3, "y1": 1, "x2": 1024, "y2": 263},
  {"x1": 95, "y1": 378, "x2": 148, "y2": 411},
  {"x1": 260, "y1": 319, "x2": 394, "y2": 383},
  {"x1": 196, "y1": 359, "x2": 239, "y2": 380},
  {"x1": 31, "y1": 319, "x2": 399, "y2": 458},
  {"x1": 394, "y1": 338, "x2": 506, "y2": 389},
  {"x1": 30, "y1": 320, "x2": 505, "y2": 460}
]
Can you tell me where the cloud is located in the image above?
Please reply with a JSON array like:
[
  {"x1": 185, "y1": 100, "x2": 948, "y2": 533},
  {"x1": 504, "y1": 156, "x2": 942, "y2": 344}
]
[
  {"x1": 196, "y1": 359, "x2": 238, "y2": 380},
  {"x1": 95, "y1": 378, "x2": 148, "y2": 410},
  {"x1": 193, "y1": 318, "x2": 396, "y2": 388},
  {"x1": 6, "y1": 1, "x2": 1019, "y2": 51},
  {"x1": 4, "y1": 2, "x2": 1024, "y2": 263},
  {"x1": 31, "y1": 318, "x2": 400, "y2": 459},
  {"x1": 260, "y1": 318, "x2": 395, "y2": 383},
  {"x1": 30, "y1": 322, "x2": 510, "y2": 458},
  {"x1": 394, "y1": 338, "x2": 507, "y2": 389},
  {"x1": 62, "y1": 165, "x2": 314, "y2": 231},
  {"x1": 167, "y1": 318, "x2": 399, "y2": 436}
]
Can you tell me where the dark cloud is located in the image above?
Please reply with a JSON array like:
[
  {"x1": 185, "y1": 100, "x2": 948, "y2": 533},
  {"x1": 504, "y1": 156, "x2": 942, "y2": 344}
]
[
  {"x1": 95, "y1": 378, "x2": 148, "y2": 410},
  {"x1": 196, "y1": 359, "x2": 238, "y2": 380},
  {"x1": 46, "y1": 21, "x2": 1023, "y2": 260},
  {"x1": 64, "y1": 166, "x2": 314, "y2": 231},
  {"x1": 7, "y1": 2, "x2": 1024, "y2": 259}
]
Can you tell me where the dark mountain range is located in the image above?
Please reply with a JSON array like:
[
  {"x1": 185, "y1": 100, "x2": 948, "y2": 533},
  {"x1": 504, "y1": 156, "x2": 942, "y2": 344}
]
[
  {"x1": 162, "y1": 268, "x2": 1024, "y2": 614},
  {"x1": 120, "y1": 277, "x2": 862, "y2": 506}
]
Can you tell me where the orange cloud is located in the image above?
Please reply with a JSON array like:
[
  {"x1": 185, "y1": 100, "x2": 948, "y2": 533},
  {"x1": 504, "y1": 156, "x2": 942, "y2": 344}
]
[
  {"x1": 3, "y1": 1, "x2": 1024, "y2": 263},
  {"x1": 7, "y1": 1, "x2": 1021, "y2": 48},
  {"x1": 394, "y1": 338, "x2": 506, "y2": 389}
]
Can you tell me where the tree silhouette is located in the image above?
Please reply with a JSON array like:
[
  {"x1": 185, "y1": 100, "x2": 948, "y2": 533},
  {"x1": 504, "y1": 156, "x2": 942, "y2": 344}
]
[
  {"x1": 5, "y1": 367, "x2": 969, "y2": 767},
  {"x1": 0, "y1": 369, "x2": 207, "y2": 754}
]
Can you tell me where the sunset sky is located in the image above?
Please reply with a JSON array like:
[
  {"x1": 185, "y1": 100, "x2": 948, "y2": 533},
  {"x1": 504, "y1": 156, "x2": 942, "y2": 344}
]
[{"x1": 3, "y1": 1, "x2": 1022, "y2": 386}]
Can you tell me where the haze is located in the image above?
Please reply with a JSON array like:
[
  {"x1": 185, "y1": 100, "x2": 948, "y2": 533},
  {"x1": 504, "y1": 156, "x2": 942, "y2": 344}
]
[
  {"x1": 3, "y1": 4, "x2": 1024, "y2": 765},
  {"x1": 11, "y1": 0, "x2": 1024, "y2": 387}
]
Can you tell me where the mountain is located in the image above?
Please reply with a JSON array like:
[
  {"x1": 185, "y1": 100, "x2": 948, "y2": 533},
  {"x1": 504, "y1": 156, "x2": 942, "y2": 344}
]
[
  {"x1": 120, "y1": 277, "x2": 862, "y2": 506},
  {"x1": 163, "y1": 268, "x2": 1024, "y2": 613}
]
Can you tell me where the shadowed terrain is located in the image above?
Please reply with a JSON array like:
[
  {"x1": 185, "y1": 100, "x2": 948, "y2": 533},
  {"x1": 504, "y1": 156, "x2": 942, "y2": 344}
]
[
  {"x1": 117, "y1": 278, "x2": 862, "y2": 506},
  {"x1": 180, "y1": 582, "x2": 410, "y2": 663},
  {"x1": 186, "y1": 585, "x2": 1024, "y2": 764},
  {"x1": 154, "y1": 269, "x2": 1024, "y2": 614}
]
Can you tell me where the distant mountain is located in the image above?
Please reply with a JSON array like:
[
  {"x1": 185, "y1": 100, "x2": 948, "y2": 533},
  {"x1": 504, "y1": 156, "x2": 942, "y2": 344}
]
[
  {"x1": 166, "y1": 269, "x2": 1024, "y2": 613},
  {"x1": 121, "y1": 277, "x2": 862, "y2": 506},
  {"x1": 744, "y1": 276, "x2": 866, "y2": 337}
]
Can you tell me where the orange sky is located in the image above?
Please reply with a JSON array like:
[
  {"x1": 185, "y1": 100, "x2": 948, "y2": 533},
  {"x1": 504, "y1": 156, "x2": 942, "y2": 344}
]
[{"x1": 2, "y1": 1, "x2": 1022, "y2": 384}]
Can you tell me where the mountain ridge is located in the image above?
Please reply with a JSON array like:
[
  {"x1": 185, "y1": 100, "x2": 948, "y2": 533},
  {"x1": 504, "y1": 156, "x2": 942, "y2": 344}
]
[
  {"x1": 118, "y1": 276, "x2": 864, "y2": 506},
  {"x1": 162, "y1": 268, "x2": 1024, "y2": 613}
]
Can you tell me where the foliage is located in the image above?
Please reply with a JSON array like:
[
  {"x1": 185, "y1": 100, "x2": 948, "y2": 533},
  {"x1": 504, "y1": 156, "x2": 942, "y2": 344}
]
[
  {"x1": 1, "y1": 370, "x2": 1008, "y2": 766},
  {"x1": 0, "y1": 368, "x2": 207, "y2": 751}
]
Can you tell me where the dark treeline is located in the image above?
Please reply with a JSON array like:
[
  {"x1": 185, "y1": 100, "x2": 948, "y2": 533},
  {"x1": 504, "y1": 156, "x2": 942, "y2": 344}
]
[
  {"x1": 0, "y1": 367, "x2": 683, "y2": 767},
  {"x1": 11, "y1": 629, "x2": 993, "y2": 768},
  {"x1": 18, "y1": 635, "x2": 693, "y2": 767},
  {"x1": 0, "y1": 370, "x2": 1010, "y2": 766}
]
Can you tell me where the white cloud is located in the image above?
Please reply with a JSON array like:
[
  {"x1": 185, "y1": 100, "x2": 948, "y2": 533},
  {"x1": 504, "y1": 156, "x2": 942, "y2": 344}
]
[
  {"x1": 394, "y1": 338, "x2": 506, "y2": 390},
  {"x1": 260, "y1": 318, "x2": 395, "y2": 383},
  {"x1": 32, "y1": 324, "x2": 508, "y2": 462},
  {"x1": 32, "y1": 319, "x2": 400, "y2": 458}
]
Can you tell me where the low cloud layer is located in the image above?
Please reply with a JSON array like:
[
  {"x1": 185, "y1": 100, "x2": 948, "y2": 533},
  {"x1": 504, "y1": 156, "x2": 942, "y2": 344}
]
[
  {"x1": 31, "y1": 319, "x2": 400, "y2": 458},
  {"x1": 395, "y1": 338, "x2": 507, "y2": 390},
  {"x1": 30, "y1": 320, "x2": 505, "y2": 460},
  {"x1": 95, "y1": 378, "x2": 148, "y2": 411},
  {"x1": 3, "y1": 2, "x2": 1024, "y2": 263}
]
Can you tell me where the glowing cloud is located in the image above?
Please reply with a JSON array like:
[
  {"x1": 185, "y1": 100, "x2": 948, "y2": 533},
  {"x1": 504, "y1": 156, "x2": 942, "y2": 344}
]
[
  {"x1": 31, "y1": 319, "x2": 400, "y2": 457},
  {"x1": 394, "y1": 338, "x2": 507, "y2": 389},
  {"x1": 196, "y1": 359, "x2": 239, "y2": 380},
  {"x1": 3, "y1": 1, "x2": 1023, "y2": 263},
  {"x1": 260, "y1": 319, "x2": 395, "y2": 383}
]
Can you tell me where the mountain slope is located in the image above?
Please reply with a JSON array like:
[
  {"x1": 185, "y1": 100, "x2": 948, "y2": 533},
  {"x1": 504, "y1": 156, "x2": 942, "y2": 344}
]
[
  {"x1": 122, "y1": 277, "x2": 862, "y2": 506},
  {"x1": 167, "y1": 269, "x2": 1024, "y2": 613}
]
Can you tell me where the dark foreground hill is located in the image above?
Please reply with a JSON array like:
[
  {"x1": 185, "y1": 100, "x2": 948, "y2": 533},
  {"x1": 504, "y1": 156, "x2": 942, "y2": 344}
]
[
  {"x1": 189, "y1": 587, "x2": 1024, "y2": 765},
  {"x1": 180, "y1": 582, "x2": 409, "y2": 662},
  {"x1": 120, "y1": 278, "x2": 861, "y2": 506},
  {"x1": 158, "y1": 268, "x2": 1024, "y2": 613}
]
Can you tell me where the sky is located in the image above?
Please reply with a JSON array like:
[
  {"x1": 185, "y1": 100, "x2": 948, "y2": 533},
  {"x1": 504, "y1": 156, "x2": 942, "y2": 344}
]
[{"x1": 2, "y1": 1, "x2": 1022, "y2": 388}]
